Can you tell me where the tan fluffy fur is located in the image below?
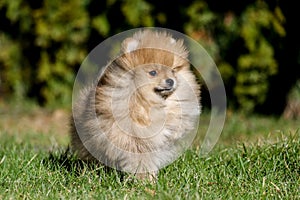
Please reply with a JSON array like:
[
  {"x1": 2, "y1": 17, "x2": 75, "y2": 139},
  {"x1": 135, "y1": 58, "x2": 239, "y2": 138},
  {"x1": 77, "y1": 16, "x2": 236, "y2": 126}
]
[{"x1": 70, "y1": 30, "x2": 201, "y2": 180}]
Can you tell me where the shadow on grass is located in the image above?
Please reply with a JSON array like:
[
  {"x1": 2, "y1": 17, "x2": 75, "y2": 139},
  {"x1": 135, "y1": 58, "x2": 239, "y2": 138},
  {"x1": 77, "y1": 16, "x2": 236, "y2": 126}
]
[{"x1": 42, "y1": 147, "x2": 125, "y2": 180}]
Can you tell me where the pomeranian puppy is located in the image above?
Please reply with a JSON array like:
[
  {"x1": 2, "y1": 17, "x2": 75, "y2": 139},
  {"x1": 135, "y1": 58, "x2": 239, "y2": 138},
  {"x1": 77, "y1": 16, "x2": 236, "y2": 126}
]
[{"x1": 70, "y1": 30, "x2": 201, "y2": 181}]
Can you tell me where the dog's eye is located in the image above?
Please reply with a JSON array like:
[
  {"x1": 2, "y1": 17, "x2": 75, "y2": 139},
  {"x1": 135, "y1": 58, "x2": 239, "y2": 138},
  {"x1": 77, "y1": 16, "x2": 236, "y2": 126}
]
[{"x1": 149, "y1": 70, "x2": 157, "y2": 76}]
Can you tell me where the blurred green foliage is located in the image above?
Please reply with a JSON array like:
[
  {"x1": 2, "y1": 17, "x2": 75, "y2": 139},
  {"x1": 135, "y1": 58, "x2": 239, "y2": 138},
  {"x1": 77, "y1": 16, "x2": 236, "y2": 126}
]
[
  {"x1": 0, "y1": 0, "x2": 90, "y2": 106},
  {"x1": 0, "y1": 0, "x2": 292, "y2": 112},
  {"x1": 184, "y1": 1, "x2": 285, "y2": 111},
  {"x1": 235, "y1": 1, "x2": 285, "y2": 111}
]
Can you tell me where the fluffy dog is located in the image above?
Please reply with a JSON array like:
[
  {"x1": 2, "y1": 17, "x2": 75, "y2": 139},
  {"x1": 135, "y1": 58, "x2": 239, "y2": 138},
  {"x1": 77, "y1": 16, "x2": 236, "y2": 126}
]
[{"x1": 70, "y1": 30, "x2": 201, "y2": 180}]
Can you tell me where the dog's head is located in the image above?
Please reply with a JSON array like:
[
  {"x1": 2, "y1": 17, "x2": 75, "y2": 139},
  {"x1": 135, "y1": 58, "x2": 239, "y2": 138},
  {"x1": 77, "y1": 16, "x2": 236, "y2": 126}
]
[
  {"x1": 112, "y1": 30, "x2": 199, "y2": 128},
  {"x1": 120, "y1": 30, "x2": 189, "y2": 100}
]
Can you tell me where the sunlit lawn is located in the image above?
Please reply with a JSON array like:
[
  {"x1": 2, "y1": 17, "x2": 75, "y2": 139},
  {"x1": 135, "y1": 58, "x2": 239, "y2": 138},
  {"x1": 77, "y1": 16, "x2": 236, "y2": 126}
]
[{"x1": 0, "y1": 102, "x2": 299, "y2": 199}]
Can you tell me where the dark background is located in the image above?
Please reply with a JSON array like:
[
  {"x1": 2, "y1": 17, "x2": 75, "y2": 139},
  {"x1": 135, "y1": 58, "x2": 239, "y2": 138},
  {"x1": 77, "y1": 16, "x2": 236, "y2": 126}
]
[{"x1": 0, "y1": 0, "x2": 299, "y2": 116}]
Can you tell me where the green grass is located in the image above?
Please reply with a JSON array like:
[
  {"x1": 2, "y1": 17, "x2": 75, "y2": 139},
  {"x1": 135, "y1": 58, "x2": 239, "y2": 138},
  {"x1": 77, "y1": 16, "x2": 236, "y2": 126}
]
[
  {"x1": 0, "y1": 130, "x2": 299, "y2": 199},
  {"x1": 0, "y1": 104, "x2": 299, "y2": 199}
]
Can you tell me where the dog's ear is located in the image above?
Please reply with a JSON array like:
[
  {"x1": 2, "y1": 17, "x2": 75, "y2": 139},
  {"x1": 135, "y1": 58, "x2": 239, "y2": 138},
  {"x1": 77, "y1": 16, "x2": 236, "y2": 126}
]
[
  {"x1": 170, "y1": 37, "x2": 176, "y2": 44},
  {"x1": 172, "y1": 55, "x2": 189, "y2": 72},
  {"x1": 122, "y1": 38, "x2": 139, "y2": 53},
  {"x1": 172, "y1": 65, "x2": 185, "y2": 72}
]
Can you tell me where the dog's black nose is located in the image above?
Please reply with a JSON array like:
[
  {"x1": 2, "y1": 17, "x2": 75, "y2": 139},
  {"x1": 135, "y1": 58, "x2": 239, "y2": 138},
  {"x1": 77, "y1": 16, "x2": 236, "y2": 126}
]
[{"x1": 166, "y1": 79, "x2": 174, "y2": 87}]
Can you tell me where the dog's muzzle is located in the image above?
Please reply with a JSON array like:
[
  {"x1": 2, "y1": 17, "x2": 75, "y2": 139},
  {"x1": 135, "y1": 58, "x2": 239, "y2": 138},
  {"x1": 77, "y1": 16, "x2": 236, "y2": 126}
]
[{"x1": 154, "y1": 78, "x2": 176, "y2": 99}]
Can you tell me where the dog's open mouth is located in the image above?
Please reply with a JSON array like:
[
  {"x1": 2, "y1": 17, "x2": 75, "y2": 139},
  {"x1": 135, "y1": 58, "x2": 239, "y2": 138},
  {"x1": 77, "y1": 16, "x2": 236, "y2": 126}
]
[{"x1": 154, "y1": 87, "x2": 174, "y2": 99}]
